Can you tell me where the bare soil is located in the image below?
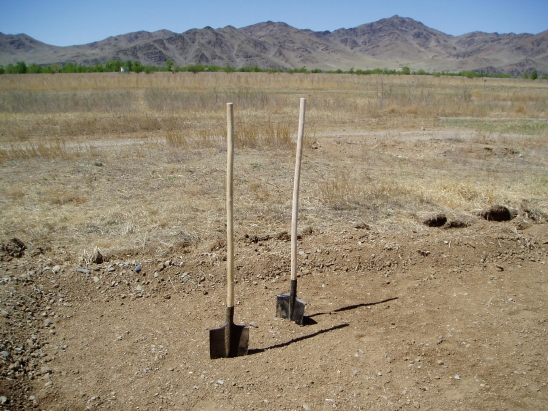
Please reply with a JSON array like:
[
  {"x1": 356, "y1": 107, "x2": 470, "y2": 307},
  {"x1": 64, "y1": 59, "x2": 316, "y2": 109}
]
[{"x1": 2, "y1": 180, "x2": 548, "y2": 410}]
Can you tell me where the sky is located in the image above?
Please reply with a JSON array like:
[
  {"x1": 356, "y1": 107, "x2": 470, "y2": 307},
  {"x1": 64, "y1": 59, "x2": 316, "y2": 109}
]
[{"x1": 0, "y1": 0, "x2": 547, "y2": 47}]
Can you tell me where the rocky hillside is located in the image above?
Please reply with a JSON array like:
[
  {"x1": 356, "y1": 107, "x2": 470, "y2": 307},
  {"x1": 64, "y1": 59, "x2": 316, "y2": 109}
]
[{"x1": 1, "y1": 16, "x2": 547, "y2": 75}]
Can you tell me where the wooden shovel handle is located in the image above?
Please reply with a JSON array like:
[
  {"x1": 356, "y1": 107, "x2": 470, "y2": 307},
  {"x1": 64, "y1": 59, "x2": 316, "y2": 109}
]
[
  {"x1": 291, "y1": 98, "x2": 306, "y2": 281},
  {"x1": 226, "y1": 103, "x2": 235, "y2": 308}
]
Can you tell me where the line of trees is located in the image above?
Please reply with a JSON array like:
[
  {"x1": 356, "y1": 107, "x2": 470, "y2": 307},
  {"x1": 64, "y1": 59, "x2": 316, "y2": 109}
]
[
  {"x1": 0, "y1": 60, "x2": 159, "y2": 74},
  {"x1": 1, "y1": 60, "x2": 546, "y2": 80}
]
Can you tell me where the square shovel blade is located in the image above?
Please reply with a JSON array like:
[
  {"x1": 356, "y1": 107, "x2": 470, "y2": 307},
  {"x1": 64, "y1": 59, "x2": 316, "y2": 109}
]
[
  {"x1": 276, "y1": 295, "x2": 306, "y2": 325},
  {"x1": 209, "y1": 323, "x2": 249, "y2": 359}
]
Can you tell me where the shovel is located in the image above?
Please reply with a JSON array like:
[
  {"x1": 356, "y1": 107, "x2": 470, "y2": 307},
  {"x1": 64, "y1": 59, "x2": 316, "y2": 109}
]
[
  {"x1": 210, "y1": 103, "x2": 249, "y2": 359},
  {"x1": 276, "y1": 98, "x2": 307, "y2": 325}
]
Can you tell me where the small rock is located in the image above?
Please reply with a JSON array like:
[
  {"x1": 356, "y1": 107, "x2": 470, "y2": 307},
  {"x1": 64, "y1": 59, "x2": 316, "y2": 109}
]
[
  {"x1": 303, "y1": 404, "x2": 310, "y2": 411},
  {"x1": 136, "y1": 285, "x2": 143, "y2": 292},
  {"x1": 93, "y1": 276, "x2": 100, "y2": 283},
  {"x1": 52, "y1": 265, "x2": 61, "y2": 274},
  {"x1": 217, "y1": 380, "x2": 224, "y2": 385},
  {"x1": 0, "y1": 396, "x2": 7, "y2": 405},
  {"x1": 77, "y1": 268, "x2": 90, "y2": 276},
  {"x1": 454, "y1": 374, "x2": 461, "y2": 380},
  {"x1": 44, "y1": 319, "x2": 52, "y2": 327},
  {"x1": 135, "y1": 264, "x2": 142, "y2": 273},
  {"x1": 249, "y1": 322, "x2": 259, "y2": 328}
]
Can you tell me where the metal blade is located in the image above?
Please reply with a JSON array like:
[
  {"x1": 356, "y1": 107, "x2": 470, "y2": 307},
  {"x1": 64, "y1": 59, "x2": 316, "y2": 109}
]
[
  {"x1": 276, "y1": 294, "x2": 307, "y2": 325},
  {"x1": 209, "y1": 323, "x2": 249, "y2": 359}
]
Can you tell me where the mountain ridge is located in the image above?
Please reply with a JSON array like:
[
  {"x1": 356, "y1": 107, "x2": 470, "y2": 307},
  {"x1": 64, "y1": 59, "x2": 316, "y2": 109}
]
[{"x1": 1, "y1": 16, "x2": 547, "y2": 76}]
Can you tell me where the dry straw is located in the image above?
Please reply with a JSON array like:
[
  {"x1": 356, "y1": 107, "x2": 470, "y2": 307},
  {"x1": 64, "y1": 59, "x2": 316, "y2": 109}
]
[{"x1": 1, "y1": 73, "x2": 547, "y2": 256}]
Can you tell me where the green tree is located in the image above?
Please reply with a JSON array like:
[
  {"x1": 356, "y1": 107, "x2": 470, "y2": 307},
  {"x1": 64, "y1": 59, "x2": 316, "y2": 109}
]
[
  {"x1": 123, "y1": 60, "x2": 133, "y2": 72},
  {"x1": 106, "y1": 60, "x2": 122, "y2": 72},
  {"x1": 166, "y1": 60, "x2": 173, "y2": 71},
  {"x1": 49, "y1": 63, "x2": 62, "y2": 73},
  {"x1": 15, "y1": 61, "x2": 27, "y2": 74},
  {"x1": 0, "y1": 65, "x2": 5, "y2": 75},
  {"x1": 27, "y1": 63, "x2": 42, "y2": 73},
  {"x1": 401, "y1": 66, "x2": 411, "y2": 75},
  {"x1": 63, "y1": 62, "x2": 77, "y2": 73},
  {"x1": 133, "y1": 61, "x2": 144, "y2": 73},
  {"x1": 530, "y1": 70, "x2": 538, "y2": 80}
]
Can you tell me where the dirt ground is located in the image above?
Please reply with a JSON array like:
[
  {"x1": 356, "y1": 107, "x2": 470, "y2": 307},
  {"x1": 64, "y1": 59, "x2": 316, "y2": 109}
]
[
  {"x1": 2, "y1": 200, "x2": 548, "y2": 410},
  {"x1": 0, "y1": 120, "x2": 548, "y2": 411}
]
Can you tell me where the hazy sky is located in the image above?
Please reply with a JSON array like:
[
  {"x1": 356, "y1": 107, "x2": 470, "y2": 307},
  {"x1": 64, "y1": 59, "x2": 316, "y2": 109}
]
[{"x1": 0, "y1": 0, "x2": 546, "y2": 47}]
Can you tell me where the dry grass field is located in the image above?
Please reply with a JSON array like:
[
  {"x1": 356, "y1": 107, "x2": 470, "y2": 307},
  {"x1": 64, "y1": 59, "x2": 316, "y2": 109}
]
[{"x1": 1, "y1": 72, "x2": 548, "y2": 410}]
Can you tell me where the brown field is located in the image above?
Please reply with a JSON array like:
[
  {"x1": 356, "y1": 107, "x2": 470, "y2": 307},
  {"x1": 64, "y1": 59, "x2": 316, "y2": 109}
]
[{"x1": 1, "y1": 72, "x2": 548, "y2": 410}]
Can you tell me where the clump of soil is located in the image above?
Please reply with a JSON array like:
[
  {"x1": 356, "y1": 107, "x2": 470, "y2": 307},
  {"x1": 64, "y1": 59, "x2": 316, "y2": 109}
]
[
  {"x1": 1, "y1": 238, "x2": 26, "y2": 259},
  {"x1": 478, "y1": 205, "x2": 514, "y2": 221}
]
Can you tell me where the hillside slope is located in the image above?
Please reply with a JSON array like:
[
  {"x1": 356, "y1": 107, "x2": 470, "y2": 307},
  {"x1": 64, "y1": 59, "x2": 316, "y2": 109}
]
[{"x1": 1, "y1": 16, "x2": 546, "y2": 75}]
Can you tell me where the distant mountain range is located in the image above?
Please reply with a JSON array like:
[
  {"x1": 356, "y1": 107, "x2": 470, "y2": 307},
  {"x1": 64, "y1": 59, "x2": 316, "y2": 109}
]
[{"x1": 1, "y1": 16, "x2": 547, "y2": 76}]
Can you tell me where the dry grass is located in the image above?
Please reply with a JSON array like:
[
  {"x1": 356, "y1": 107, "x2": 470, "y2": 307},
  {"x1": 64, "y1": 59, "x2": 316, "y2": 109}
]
[{"x1": 1, "y1": 73, "x2": 547, "y2": 257}]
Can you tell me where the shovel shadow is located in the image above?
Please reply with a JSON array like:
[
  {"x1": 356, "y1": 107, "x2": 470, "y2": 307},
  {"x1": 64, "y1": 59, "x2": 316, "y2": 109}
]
[
  {"x1": 248, "y1": 323, "x2": 349, "y2": 355},
  {"x1": 307, "y1": 297, "x2": 399, "y2": 319}
]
